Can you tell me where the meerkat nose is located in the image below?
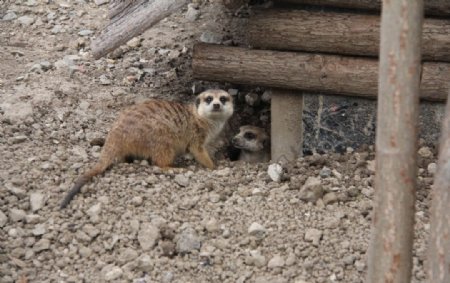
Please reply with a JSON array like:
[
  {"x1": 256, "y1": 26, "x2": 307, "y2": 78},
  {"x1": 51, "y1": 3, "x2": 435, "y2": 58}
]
[{"x1": 213, "y1": 103, "x2": 221, "y2": 110}]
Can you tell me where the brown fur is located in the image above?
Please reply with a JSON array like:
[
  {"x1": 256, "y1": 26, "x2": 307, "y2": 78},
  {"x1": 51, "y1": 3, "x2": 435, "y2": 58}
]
[
  {"x1": 232, "y1": 125, "x2": 270, "y2": 163},
  {"x1": 60, "y1": 89, "x2": 233, "y2": 209}
]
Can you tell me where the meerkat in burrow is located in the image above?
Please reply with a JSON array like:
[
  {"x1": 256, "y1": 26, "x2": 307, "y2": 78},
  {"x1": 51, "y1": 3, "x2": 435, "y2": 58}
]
[
  {"x1": 232, "y1": 125, "x2": 270, "y2": 163},
  {"x1": 60, "y1": 89, "x2": 234, "y2": 209}
]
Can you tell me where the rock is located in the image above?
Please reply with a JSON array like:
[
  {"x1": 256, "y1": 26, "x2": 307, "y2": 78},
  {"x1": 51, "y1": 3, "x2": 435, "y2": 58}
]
[
  {"x1": 51, "y1": 25, "x2": 63, "y2": 34},
  {"x1": 245, "y1": 92, "x2": 260, "y2": 106},
  {"x1": 29, "y1": 64, "x2": 43, "y2": 73},
  {"x1": 304, "y1": 228, "x2": 323, "y2": 246},
  {"x1": 127, "y1": 37, "x2": 141, "y2": 48},
  {"x1": 418, "y1": 146, "x2": 433, "y2": 158},
  {"x1": 319, "y1": 166, "x2": 332, "y2": 178},
  {"x1": 103, "y1": 265, "x2": 123, "y2": 281},
  {"x1": 118, "y1": 248, "x2": 138, "y2": 265},
  {"x1": 268, "y1": 163, "x2": 283, "y2": 182},
  {"x1": 138, "y1": 254, "x2": 152, "y2": 271},
  {"x1": 261, "y1": 90, "x2": 271, "y2": 103},
  {"x1": 161, "y1": 272, "x2": 174, "y2": 283},
  {"x1": 138, "y1": 223, "x2": 160, "y2": 250},
  {"x1": 33, "y1": 239, "x2": 50, "y2": 252},
  {"x1": 30, "y1": 193, "x2": 45, "y2": 211},
  {"x1": 176, "y1": 227, "x2": 201, "y2": 254},
  {"x1": 94, "y1": 0, "x2": 109, "y2": 6},
  {"x1": 83, "y1": 224, "x2": 100, "y2": 239},
  {"x1": 79, "y1": 246, "x2": 92, "y2": 258},
  {"x1": 39, "y1": 61, "x2": 52, "y2": 71},
  {"x1": 204, "y1": 218, "x2": 219, "y2": 233},
  {"x1": 9, "y1": 135, "x2": 27, "y2": 144},
  {"x1": 174, "y1": 175, "x2": 189, "y2": 187},
  {"x1": 0, "y1": 211, "x2": 7, "y2": 227},
  {"x1": 427, "y1": 162, "x2": 437, "y2": 175},
  {"x1": 17, "y1": 16, "x2": 35, "y2": 26},
  {"x1": 199, "y1": 31, "x2": 223, "y2": 44},
  {"x1": 99, "y1": 74, "x2": 112, "y2": 85},
  {"x1": 160, "y1": 240, "x2": 176, "y2": 257},
  {"x1": 131, "y1": 196, "x2": 143, "y2": 206},
  {"x1": 9, "y1": 209, "x2": 26, "y2": 222},
  {"x1": 185, "y1": 4, "x2": 200, "y2": 21},
  {"x1": 355, "y1": 260, "x2": 366, "y2": 272},
  {"x1": 248, "y1": 222, "x2": 266, "y2": 239},
  {"x1": 2, "y1": 11, "x2": 17, "y2": 21},
  {"x1": 32, "y1": 224, "x2": 47, "y2": 236},
  {"x1": 228, "y1": 88, "x2": 239, "y2": 97},
  {"x1": 323, "y1": 192, "x2": 338, "y2": 205},
  {"x1": 268, "y1": 254, "x2": 285, "y2": 268},
  {"x1": 246, "y1": 250, "x2": 266, "y2": 267},
  {"x1": 78, "y1": 29, "x2": 93, "y2": 36},
  {"x1": 25, "y1": 214, "x2": 41, "y2": 224},
  {"x1": 87, "y1": 203, "x2": 102, "y2": 218},
  {"x1": 299, "y1": 177, "x2": 323, "y2": 203}
]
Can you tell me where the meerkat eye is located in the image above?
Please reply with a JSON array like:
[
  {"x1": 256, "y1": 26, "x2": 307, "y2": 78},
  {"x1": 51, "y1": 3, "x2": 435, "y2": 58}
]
[
  {"x1": 244, "y1": 132, "x2": 256, "y2": 140},
  {"x1": 220, "y1": 96, "x2": 228, "y2": 103},
  {"x1": 205, "y1": 96, "x2": 213, "y2": 104}
]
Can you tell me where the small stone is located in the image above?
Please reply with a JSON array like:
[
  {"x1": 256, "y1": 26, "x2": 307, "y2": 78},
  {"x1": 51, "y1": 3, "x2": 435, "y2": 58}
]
[
  {"x1": 323, "y1": 192, "x2": 338, "y2": 205},
  {"x1": 355, "y1": 260, "x2": 366, "y2": 272},
  {"x1": 30, "y1": 193, "x2": 45, "y2": 211},
  {"x1": 3, "y1": 12, "x2": 17, "y2": 21},
  {"x1": 246, "y1": 250, "x2": 266, "y2": 267},
  {"x1": 0, "y1": 211, "x2": 7, "y2": 227},
  {"x1": 131, "y1": 196, "x2": 143, "y2": 206},
  {"x1": 39, "y1": 61, "x2": 52, "y2": 71},
  {"x1": 319, "y1": 166, "x2": 331, "y2": 178},
  {"x1": 174, "y1": 175, "x2": 189, "y2": 187},
  {"x1": 118, "y1": 248, "x2": 138, "y2": 265},
  {"x1": 99, "y1": 74, "x2": 112, "y2": 85},
  {"x1": 25, "y1": 214, "x2": 41, "y2": 224},
  {"x1": 176, "y1": 227, "x2": 201, "y2": 254},
  {"x1": 245, "y1": 92, "x2": 260, "y2": 106},
  {"x1": 9, "y1": 209, "x2": 26, "y2": 222},
  {"x1": 10, "y1": 135, "x2": 27, "y2": 144},
  {"x1": 51, "y1": 25, "x2": 63, "y2": 34},
  {"x1": 204, "y1": 218, "x2": 219, "y2": 233},
  {"x1": 94, "y1": 0, "x2": 109, "y2": 6},
  {"x1": 103, "y1": 265, "x2": 123, "y2": 281},
  {"x1": 32, "y1": 224, "x2": 47, "y2": 236},
  {"x1": 138, "y1": 223, "x2": 160, "y2": 250},
  {"x1": 79, "y1": 246, "x2": 92, "y2": 258},
  {"x1": 185, "y1": 4, "x2": 200, "y2": 21},
  {"x1": 161, "y1": 272, "x2": 174, "y2": 283},
  {"x1": 268, "y1": 254, "x2": 285, "y2": 268},
  {"x1": 29, "y1": 63, "x2": 43, "y2": 73},
  {"x1": 17, "y1": 16, "x2": 35, "y2": 26},
  {"x1": 138, "y1": 254, "x2": 152, "y2": 271},
  {"x1": 127, "y1": 37, "x2": 141, "y2": 48},
  {"x1": 427, "y1": 162, "x2": 437, "y2": 175},
  {"x1": 418, "y1": 146, "x2": 433, "y2": 158},
  {"x1": 199, "y1": 31, "x2": 223, "y2": 44},
  {"x1": 33, "y1": 238, "x2": 50, "y2": 252},
  {"x1": 78, "y1": 29, "x2": 93, "y2": 36},
  {"x1": 261, "y1": 90, "x2": 271, "y2": 103},
  {"x1": 248, "y1": 222, "x2": 266, "y2": 239},
  {"x1": 87, "y1": 203, "x2": 102, "y2": 217},
  {"x1": 299, "y1": 176, "x2": 323, "y2": 203},
  {"x1": 228, "y1": 88, "x2": 239, "y2": 97},
  {"x1": 160, "y1": 240, "x2": 176, "y2": 257},
  {"x1": 304, "y1": 228, "x2": 323, "y2": 246},
  {"x1": 268, "y1": 163, "x2": 283, "y2": 182},
  {"x1": 83, "y1": 224, "x2": 100, "y2": 238}
]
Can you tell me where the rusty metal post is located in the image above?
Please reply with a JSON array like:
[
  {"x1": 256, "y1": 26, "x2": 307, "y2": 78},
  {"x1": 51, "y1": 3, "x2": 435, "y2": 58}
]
[
  {"x1": 427, "y1": 92, "x2": 450, "y2": 282},
  {"x1": 366, "y1": 0, "x2": 423, "y2": 283}
]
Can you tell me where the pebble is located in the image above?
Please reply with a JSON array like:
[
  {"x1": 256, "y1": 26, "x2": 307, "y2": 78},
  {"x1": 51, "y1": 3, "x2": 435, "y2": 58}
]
[
  {"x1": 176, "y1": 227, "x2": 201, "y2": 254},
  {"x1": 9, "y1": 209, "x2": 26, "y2": 222},
  {"x1": 87, "y1": 203, "x2": 102, "y2": 218},
  {"x1": 228, "y1": 88, "x2": 239, "y2": 97},
  {"x1": 319, "y1": 166, "x2": 332, "y2": 178},
  {"x1": 304, "y1": 228, "x2": 323, "y2": 246},
  {"x1": 118, "y1": 248, "x2": 138, "y2": 265},
  {"x1": 267, "y1": 254, "x2": 285, "y2": 268},
  {"x1": 248, "y1": 222, "x2": 266, "y2": 239},
  {"x1": 0, "y1": 211, "x2": 7, "y2": 227},
  {"x1": 99, "y1": 74, "x2": 112, "y2": 85},
  {"x1": 418, "y1": 146, "x2": 433, "y2": 158},
  {"x1": 138, "y1": 223, "x2": 160, "y2": 250},
  {"x1": 127, "y1": 37, "x2": 141, "y2": 48},
  {"x1": 17, "y1": 16, "x2": 35, "y2": 26},
  {"x1": 174, "y1": 175, "x2": 189, "y2": 187},
  {"x1": 199, "y1": 31, "x2": 223, "y2": 44},
  {"x1": 268, "y1": 163, "x2": 283, "y2": 182},
  {"x1": 138, "y1": 254, "x2": 152, "y2": 271},
  {"x1": 185, "y1": 4, "x2": 200, "y2": 21},
  {"x1": 9, "y1": 135, "x2": 27, "y2": 144},
  {"x1": 79, "y1": 246, "x2": 92, "y2": 258},
  {"x1": 32, "y1": 224, "x2": 47, "y2": 236},
  {"x1": 131, "y1": 196, "x2": 143, "y2": 206},
  {"x1": 30, "y1": 193, "x2": 45, "y2": 212},
  {"x1": 2, "y1": 11, "x2": 17, "y2": 21},
  {"x1": 95, "y1": 0, "x2": 109, "y2": 6},
  {"x1": 261, "y1": 90, "x2": 271, "y2": 103},
  {"x1": 299, "y1": 177, "x2": 323, "y2": 203},
  {"x1": 25, "y1": 214, "x2": 41, "y2": 224},
  {"x1": 33, "y1": 238, "x2": 50, "y2": 252},
  {"x1": 245, "y1": 92, "x2": 260, "y2": 106},
  {"x1": 103, "y1": 265, "x2": 123, "y2": 281},
  {"x1": 322, "y1": 192, "x2": 338, "y2": 205},
  {"x1": 427, "y1": 162, "x2": 437, "y2": 175},
  {"x1": 78, "y1": 29, "x2": 94, "y2": 36},
  {"x1": 246, "y1": 250, "x2": 266, "y2": 267}
]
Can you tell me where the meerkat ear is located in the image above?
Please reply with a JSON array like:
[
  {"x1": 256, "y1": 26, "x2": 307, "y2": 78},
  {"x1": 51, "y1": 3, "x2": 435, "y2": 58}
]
[{"x1": 195, "y1": 98, "x2": 201, "y2": 108}]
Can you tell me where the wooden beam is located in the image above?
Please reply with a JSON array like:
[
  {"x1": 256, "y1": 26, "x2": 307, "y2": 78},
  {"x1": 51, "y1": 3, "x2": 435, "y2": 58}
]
[
  {"x1": 90, "y1": 0, "x2": 189, "y2": 59},
  {"x1": 275, "y1": 0, "x2": 450, "y2": 17},
  {"x1": 248, "y1": 9, "x2": 450, "y2": 62},
  {"x1": 192, "y1": 43, "x2": 450, "y2": 101},
  {"x1": 366, "y1": 0, "x2": 423, "y2": 282}
]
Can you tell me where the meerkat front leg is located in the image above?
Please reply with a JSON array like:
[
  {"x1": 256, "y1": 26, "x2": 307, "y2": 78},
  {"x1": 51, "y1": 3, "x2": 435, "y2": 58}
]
[{"x1": 189, "y1": 145, "x2": 215, "y2": 169}]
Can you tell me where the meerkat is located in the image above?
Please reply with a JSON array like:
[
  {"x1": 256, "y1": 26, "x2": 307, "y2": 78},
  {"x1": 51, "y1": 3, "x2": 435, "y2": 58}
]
[
  {"x1": 60, "y1": 89, "x2": 234, "y2": 209},
  {"x1": 232, "y1": 125, "x2": 270, "y2": 163}
]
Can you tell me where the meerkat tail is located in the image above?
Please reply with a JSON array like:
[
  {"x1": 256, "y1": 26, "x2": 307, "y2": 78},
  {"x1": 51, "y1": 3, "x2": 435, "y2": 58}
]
[{"x1": 60, "y1": 161, "x2": 110, "y2": 209}]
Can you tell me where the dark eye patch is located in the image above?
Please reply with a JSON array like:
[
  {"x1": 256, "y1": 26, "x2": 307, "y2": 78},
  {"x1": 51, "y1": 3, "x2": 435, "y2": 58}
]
[
  {"x1": 205, "y1": 96, "x2": 213, "y2": 104},
  {"x1": 220, "y1": 96, "x2": 229, "y2": 104},
  {"x1": 244, "y1": 132, "x2": 256, "y2": 140}
]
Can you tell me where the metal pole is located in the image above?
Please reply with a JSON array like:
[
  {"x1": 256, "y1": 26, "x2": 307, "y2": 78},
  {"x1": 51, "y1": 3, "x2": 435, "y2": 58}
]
[{"x1": 366, "y1": 0, "x2": 423, "y2": 282}]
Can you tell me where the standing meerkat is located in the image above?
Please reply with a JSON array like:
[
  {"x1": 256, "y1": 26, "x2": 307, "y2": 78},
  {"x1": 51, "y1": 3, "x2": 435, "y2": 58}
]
[
  {"x1": 232, "y1": 125, "x2": 270, "y2": 163},
  {"x1": 60, "y1": 89, "x2": 234, "y2": 209}
]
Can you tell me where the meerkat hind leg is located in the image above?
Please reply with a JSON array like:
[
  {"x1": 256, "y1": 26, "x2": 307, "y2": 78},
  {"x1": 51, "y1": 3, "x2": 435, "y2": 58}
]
[{"x1": 189, "y1": 145, "x2": 215, "y2": 169}]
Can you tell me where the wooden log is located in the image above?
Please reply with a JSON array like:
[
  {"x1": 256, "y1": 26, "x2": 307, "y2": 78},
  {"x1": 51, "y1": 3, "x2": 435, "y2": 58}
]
[
  {"x1": 90, "y1": 0, "x2": 190, "y2": 59},
  {"x1": 192, "y1": 43, "x2": 450, "y2": 101},
  {"x1": 270, "y1": 90, "x2": 303, "y2": 163},
  {"x1": 248, "y1": 9, "x2": 450, "y2": 62},
  {"x1": 366, "y1": 0, "x2": 423, "y2": 282},
  {"x1": 275, "y1": 0, "x2": 450, "y2": 17},
  {"x1": 427, "y1": 90, "x2": 450, "y2": 283}
]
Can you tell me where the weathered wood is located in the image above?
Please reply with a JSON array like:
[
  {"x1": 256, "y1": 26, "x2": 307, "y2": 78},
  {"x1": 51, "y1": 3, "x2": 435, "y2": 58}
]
[
  {"x1": 91, "y1": 0, "x2": 189, "y2": 59},
  {"x1": 248, "y1": 9, "x2": 450, "y2": 62},
  {"x1": 366, "y1": 1, "x2": 423, "y2": 283},
  {"x1": 270, "y1": 90, "x2": 303, "y2": 163},
  {"x1": 275, "y1": 0, "x2": 450, "y2": 17},
  {"x1": 427, "y1": 90, "x2": 450, "y2": 283},
  {"x1": 192, "y1": 43, "x2": 450, "y2": 101}
]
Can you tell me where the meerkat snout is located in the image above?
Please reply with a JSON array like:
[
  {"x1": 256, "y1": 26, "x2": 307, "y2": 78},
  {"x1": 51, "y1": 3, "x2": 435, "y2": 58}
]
[{"x1": 232, "y1": 125, "x2": 270, "y2": 163}]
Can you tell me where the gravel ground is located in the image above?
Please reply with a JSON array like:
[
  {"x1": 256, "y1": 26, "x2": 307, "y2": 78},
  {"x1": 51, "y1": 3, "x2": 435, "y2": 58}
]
[{"x1": 0, "y1": 1, "x2": 437, "y2": 282}]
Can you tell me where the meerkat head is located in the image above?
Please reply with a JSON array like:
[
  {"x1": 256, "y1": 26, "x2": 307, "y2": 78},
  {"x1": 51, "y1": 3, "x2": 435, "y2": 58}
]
[
  {"x1": 232, "y1": 125, "x2": 269, "y2": 152},
  {"x1": 196, "y1": 89, "x2": 234, "y2": 121}
]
